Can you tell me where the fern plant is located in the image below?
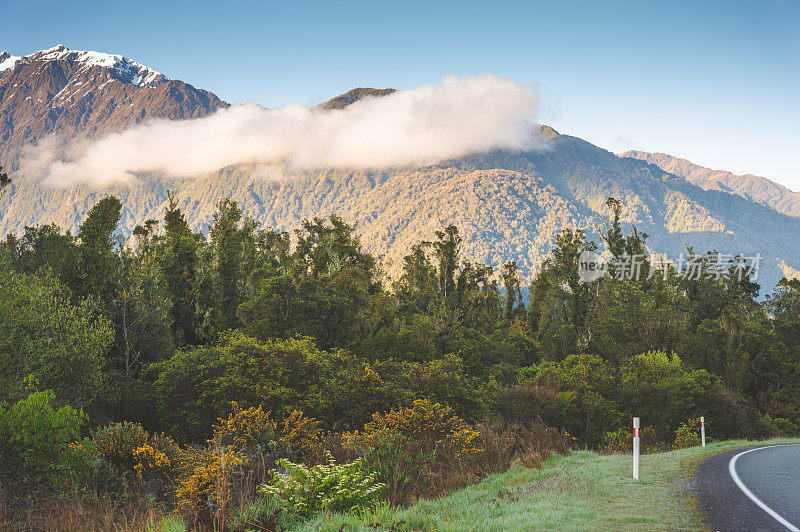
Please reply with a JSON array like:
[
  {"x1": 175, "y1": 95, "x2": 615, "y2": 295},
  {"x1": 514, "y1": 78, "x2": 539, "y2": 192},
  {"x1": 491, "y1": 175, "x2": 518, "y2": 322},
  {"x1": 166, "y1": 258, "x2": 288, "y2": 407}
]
[{"x1": 258, "y1": 452, "x2": 385, "y2": 517}]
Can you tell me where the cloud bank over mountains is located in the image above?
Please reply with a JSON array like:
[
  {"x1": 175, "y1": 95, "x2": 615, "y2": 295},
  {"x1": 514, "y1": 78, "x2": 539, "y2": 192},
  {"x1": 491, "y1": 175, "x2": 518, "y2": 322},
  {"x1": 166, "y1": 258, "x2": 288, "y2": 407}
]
[{"x1": 24, "y1": 75, "x2": 539, "y2": 186}]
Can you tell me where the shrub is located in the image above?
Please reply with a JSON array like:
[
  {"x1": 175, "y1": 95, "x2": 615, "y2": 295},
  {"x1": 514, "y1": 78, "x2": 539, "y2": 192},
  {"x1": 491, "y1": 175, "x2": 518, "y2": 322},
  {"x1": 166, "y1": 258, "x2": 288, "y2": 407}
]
[
  {"x1": 619, "y1": 351, "x2": 714, "y2": 439},
  {"x1": 152, "y1": 335, "x2": 340, "y2": 441},
  {"x1": 132, "y1": 444, "x2": 172, "y2": 481},
  {"x1": 280, "y1": 410, "x2": 323, "y2": 463},
  {"x1": 503, "y1": 383, "x2": 576, "y2": 427},
  {"x1": 674, "y1": 419, "x2": 702, "y2": 449},
  {"x1": 176, "y1": 445, "x2": 244, "y2": 528},
  {"x1": 91, "y1": 421, "x2": 149, "y2": 472},
  {"x1": 258, "y1": 452, "x2": 384, "y2": 518},
  {"x1": 761, "y1": 414, "x2": 799, "y2": 437},
  {"x1": 0, "y1": 390, "x2": 86, "y2": 492},
  {"x1": 172, "y1": 405, "x2": 324, "y2": 527},
  {"x1": 212, "y1": 404, "x2": 323, "y2": 463},
  {"x1": 342, "y1": 399, "x2": 481, "y2": 504},
  {"x1": 212, "y1": 402, "x2": 278, "y2": 449},
  {"x1": 599, "y1": 425, "x2": 663, "y2": 454},
  {"x1": 600, "y1": 428, "x2": 632, "y2": 454},
  {"x1": 457, "y1": 419, "x2": 571, "y2": 488},
  {"x1": 84, "y1": 421, "x2": 187, "y2": 493},
  {"x1": 345, "y1": 399, "x2": 480, "y2": 459}
]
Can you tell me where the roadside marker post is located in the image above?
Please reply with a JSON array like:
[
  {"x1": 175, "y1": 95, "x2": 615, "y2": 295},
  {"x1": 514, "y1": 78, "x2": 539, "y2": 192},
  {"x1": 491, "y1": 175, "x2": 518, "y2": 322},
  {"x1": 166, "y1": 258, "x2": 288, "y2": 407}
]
[
  {"x1": 701, "y1": 416, "x2": 706, "y2": 447},
  {"x1": 633, "y1": 417, "x2": 640, "y2": 480}
]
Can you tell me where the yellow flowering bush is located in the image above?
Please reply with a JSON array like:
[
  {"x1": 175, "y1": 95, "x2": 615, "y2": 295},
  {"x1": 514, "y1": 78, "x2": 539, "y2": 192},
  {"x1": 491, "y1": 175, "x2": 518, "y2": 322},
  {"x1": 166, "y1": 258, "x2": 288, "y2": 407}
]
[
  {"x1": 280, "y1": 410, "x2": 323, "y2": 462},
  {"x1": 175, "y1": 446, "x2": 243, "y2": 527},
  {"x1": 212, "y1": 402, "x2": 277, "y2": 449},
  {"x1": 211, "y1": 404, "x2": 322, "y2": 463},
  {"x1": 342, "y1": 399, "x2": 481, "y2": 505},
  {"x1": 132, "y1": 445, "x2": 171, "y2": 479},
  {"x1": 344, "y1": 399, "x2": 481, "y2": 459},
  {"x1": 84, "y1": 422, "x2": 186, "y2": 484},
  {"x1": 91, "y1": 421, "x2": 149, "y2": 472},
  {"x1": 175, "y1": 405, "x2": 322, "y2": 525}
]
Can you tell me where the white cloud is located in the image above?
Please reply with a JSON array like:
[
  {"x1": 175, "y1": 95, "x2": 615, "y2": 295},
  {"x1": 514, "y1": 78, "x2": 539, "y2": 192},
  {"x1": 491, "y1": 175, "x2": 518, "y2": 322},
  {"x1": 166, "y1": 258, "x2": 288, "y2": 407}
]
[{"x1": 24, "y1": 75, "x2": 539, "y2": 186}]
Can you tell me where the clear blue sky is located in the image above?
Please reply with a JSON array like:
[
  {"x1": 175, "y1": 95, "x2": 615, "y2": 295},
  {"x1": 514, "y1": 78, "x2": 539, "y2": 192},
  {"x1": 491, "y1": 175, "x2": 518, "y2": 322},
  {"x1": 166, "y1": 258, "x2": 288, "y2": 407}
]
[{"x1": 2, "y1": 0, "x2": 799, "y2": 190}]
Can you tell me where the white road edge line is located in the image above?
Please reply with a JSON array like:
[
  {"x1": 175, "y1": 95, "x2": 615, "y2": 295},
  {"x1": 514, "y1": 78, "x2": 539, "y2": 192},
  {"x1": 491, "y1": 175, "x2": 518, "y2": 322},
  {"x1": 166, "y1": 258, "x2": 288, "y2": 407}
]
[{"x1": 728, "y1": 445, "x2": 800, "y2": 532}]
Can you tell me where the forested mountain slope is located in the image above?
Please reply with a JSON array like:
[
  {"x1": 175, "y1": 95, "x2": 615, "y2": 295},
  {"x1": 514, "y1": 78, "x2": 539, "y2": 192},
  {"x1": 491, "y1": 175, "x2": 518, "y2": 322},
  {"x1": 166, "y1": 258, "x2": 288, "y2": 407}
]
[
  {"x1": 621, "y1": 150, "x2": 800, "y2": 218},
  {"x1": 3, "y1": 127, "x2": 799, "y2": 292},
  {"x1": 1, "y1": 47, "x2": 798, "y2": 292}
]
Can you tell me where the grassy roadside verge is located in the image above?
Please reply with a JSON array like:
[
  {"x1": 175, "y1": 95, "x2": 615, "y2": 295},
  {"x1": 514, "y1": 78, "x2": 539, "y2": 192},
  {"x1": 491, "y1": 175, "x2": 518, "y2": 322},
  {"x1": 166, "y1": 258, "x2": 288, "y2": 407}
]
[{"x1": 295, "y1": 438, "x2": 800, "y2": 531}]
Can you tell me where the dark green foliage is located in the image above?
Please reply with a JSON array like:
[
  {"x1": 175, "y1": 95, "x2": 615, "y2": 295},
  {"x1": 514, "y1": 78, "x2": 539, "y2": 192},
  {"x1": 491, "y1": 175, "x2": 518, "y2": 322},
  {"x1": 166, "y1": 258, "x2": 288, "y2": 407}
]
[
  {"x1": 76, "y1": 196, "x2": 122, "y2": 300},
  {"x1": 501, "y1": 261, "x2": 524, "y2": 320},
  {"x1": 0, "y1": 224, "x2": 79, "y2": 287},
  {"x1": 210, "y1": 199, "x2": 246, "y2": 331},
  {"x1": 0, "y1": 166, "x2": 9, "y2": 190},
  {"x1": 434, "y1": 225, "x2": 461, "y2": 301},
  {"x1": 151, "y1": 333, "x2": 498, "y2": 440},
  {"x1": 159, "y1": 193, "x2": 200, "y2": 345}
]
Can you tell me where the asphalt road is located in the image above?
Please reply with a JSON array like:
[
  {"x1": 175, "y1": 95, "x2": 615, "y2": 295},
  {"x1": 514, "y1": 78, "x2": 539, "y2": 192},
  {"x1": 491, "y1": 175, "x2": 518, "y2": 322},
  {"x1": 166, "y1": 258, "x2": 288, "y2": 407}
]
[{"x1": 693, "y1": 444, "x2": 800, "y2": 531}]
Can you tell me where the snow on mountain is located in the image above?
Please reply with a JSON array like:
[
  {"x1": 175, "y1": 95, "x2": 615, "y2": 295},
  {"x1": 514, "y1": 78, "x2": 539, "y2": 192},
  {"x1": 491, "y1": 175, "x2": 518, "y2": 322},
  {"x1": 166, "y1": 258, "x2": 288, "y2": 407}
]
[
  {"x1": 2, "y1": 44, "x2": 166, "y2": 87},
  {"x1": 0, "y1": 52, "x2": 22, "y2": 73},
  {"x1": 0, "y1": 45, "x2": 228, "y2": 164}
]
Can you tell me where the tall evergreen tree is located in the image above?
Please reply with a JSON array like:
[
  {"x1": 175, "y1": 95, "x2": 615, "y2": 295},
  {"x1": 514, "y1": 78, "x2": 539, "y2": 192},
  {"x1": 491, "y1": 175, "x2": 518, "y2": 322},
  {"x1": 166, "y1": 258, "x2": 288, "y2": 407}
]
[
  {"x1": 210, "y1": 198, "x2": 245, "y2": 331},
  {"x1": 433, "y1": 225, "x2": 461, "y2": 302},
  {"x1": 160, "y1": 193, "x2": 198, "y2": 345},
  {"x1": 76, "y1": 196, "x2": 122, "y2": 300},
  {"x1": 501, "y1": 261, "x2": 524, "y2": 320}
]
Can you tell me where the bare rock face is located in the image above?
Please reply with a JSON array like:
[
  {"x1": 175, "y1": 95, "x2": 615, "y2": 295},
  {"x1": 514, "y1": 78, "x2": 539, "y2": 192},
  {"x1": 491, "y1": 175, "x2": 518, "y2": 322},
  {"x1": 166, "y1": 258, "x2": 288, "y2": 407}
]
[{"x1": 0, "y1": 45, "x2": 228, "y2": 164}]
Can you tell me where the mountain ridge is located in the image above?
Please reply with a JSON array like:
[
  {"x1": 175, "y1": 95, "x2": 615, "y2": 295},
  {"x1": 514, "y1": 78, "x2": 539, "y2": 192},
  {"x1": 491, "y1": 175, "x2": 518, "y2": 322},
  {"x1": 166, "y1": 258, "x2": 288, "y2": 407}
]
[
  {"x1": 316, "y1": 87, "x2": 397, "y2": 110},
  {"x1": 0, "y1": 45, "x2": 228, "y2": 169},
  {"x1": 620, "y1": 150, "x2": 800, "y2": 218},
  {"x1": 1, "y1": 46, "x2": 799, "y2": 294}
]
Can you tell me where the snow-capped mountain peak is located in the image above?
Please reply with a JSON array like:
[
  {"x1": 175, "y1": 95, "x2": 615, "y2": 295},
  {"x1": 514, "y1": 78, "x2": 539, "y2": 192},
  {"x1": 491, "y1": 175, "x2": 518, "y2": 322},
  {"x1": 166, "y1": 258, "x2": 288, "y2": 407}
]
[
  {"x1": 0, "y1": 51, "x2": 22, "y2": 73},
  {"x1": 0, "y1": 44, "x2": 228, "y2": 160},
  {"x1": 4, "y1": 45, "x2": 167, "y2": 87}
]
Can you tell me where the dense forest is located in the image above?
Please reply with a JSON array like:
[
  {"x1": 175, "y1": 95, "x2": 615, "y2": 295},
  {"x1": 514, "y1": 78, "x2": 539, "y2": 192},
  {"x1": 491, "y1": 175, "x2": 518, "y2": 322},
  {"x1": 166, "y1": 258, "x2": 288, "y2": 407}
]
[{"x1": 1, "y1": 166, "x2": 798, "y2": 528}]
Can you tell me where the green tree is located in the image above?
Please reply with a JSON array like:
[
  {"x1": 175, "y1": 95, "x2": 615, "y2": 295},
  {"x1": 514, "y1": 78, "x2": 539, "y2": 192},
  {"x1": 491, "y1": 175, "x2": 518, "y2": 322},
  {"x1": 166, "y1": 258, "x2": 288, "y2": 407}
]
[
  {"x1": 0, "y1": 390, "x2": 86, "y2": 492},
  {"x1": 501, "y1": 261, "x2": 524, "y2": 320},
  {"x1": 395, "y1": 242, "x2": 438, "y2": 312},
  {"x1": 0, "y1": 270, "x2": 113, "y2": 407},
  {"x1": 210, "y1": 199, "x2": 246, "y2": 330},
  {"x1": 159, "y1": 193, "x2": 199, "y2": 345},
  {"x1": 0, "y1": 224, "x2": 78, "y2": 289},
  {"x1": 76, "y1": 196, "x2": 122, "y2": 300},
  {"x1": 433, "y1": 225, "x2": 461, "y2": 301},
  {"x1": 600, "y1": 197, "x2": 624, "y2": 260},
  {"x1": 528, "y1": 228, "x2": 597, "y2": 359}
]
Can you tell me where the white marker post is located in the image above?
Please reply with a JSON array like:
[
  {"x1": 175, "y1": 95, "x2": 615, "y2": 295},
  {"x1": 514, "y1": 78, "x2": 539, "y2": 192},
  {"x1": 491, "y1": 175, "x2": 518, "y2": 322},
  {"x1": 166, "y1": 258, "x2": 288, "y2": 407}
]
[
  {"x1": 701, "y1": 416, "x2": 706, "y2": 447},
  {"x1": 633, "y1": 417, "x2": 640, "y2": 480}
]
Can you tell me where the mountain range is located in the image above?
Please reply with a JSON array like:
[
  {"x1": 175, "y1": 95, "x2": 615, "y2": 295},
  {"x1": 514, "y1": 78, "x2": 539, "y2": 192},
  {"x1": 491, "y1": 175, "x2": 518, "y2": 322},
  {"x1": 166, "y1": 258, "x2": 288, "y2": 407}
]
[
  {"x1": 0, "y1": 45, "x2": 226, "y2": 166},
  {"x1": 620, "y1": 150, "x2": 800, "y2": 218},
  {"x1": 1, "y1": 46, "x2": 798, "y2": 293}
]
